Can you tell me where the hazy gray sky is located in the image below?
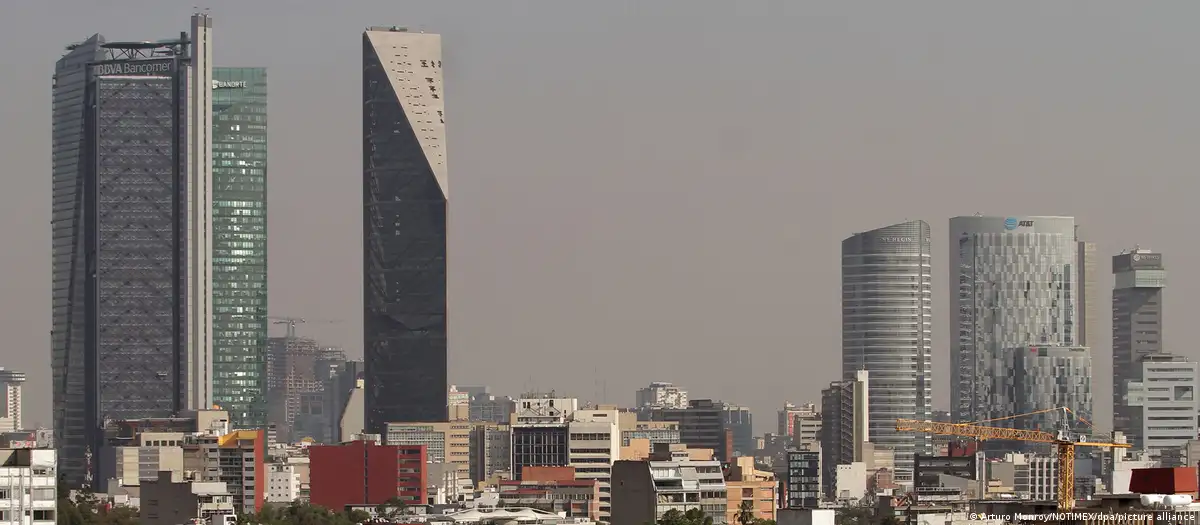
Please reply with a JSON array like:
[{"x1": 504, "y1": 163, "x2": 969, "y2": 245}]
[{"x1": 2, "y1": 1, "x2": 1196, "y2": 432}]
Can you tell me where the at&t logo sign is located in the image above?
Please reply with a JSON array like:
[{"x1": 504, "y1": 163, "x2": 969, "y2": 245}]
[{"x1": 1004, "y1": 217, "x2": 1034, "y2": 230}]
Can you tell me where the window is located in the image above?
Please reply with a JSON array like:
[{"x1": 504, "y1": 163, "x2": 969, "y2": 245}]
[{"x1": 33, "y1": 510, "x2": 54, "y2": 521}]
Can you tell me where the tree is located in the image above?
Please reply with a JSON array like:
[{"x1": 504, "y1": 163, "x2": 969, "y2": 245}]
[
  {"x1": 736, "y1": 500, "x2": 757, "y2": 525},
  {"x1": 58, "y1": 491, "x2": 139, "y2": 525},
  {"x1": 238, "y1": 502, "x2": 370, "y2": 525},
  {"x1": 656, "y1": 508, "x2": 715, "y2": 525}
]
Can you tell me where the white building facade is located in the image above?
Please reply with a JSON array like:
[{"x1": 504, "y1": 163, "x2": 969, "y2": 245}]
[
  {"x1": 1126, "y1": 354, "x2": 1199, "y2": 462},
  {"x1": 0, "y1": 449, "x2": 56, "y2": 525},
  {"x1": 266, "y1": 464, "x2": 300, "y2": 503},
  {"x1": 636, "y1": 382, "x2": 688, "y2": 409}
]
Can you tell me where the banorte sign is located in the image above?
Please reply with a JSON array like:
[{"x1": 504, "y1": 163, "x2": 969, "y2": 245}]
[{"x1": 212, "y1": 80, "x2": 247, "y2": 89}]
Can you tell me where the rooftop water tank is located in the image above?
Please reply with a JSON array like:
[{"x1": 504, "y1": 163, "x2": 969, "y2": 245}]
[{"x1": 1141, "y1": 494, "x2": 1166, "y2": 506}]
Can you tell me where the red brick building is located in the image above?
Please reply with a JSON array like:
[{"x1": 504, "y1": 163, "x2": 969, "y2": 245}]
[{"x1": 309, "y1": 440, "x2": 427, "y2": 511}]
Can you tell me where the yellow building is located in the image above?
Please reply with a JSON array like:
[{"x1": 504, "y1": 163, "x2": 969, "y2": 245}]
[{"x1": 725, "y1": 456, "x2": 777, "y2": 524}]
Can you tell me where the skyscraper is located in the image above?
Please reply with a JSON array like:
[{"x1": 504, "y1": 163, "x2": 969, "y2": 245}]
[
  {"x1": 362, "y1": 26, "x2": 448, "y2": 432},
  {"x1": 841, "y1": 220, "x2": 932, "y2": 479},
  {"x1": 51, "y1": 15, "x2": 213, "y2": 487},
  {"x1": 1075, "y1": 229, "x2": 1098, "y2": 348},
  {"x1": 1112, "y1": 248, "x2": 1166, "y2": 448},
  {"x1": 211, "y1": 67, "x2": 269, "y2": 428},
  {"x1": 949, "y1": 216, "x2": 1080, "y2": 425}
]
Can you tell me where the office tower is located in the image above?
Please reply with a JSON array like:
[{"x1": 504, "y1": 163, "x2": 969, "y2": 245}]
[
  {"x1": 996, "y1": 345, "x2": 1092, "y2": 440},
  {"x1": 362, "y1": 26, "x2": 448, "y2": 432},
  {"x1": 0, "y1": 369, "x2": 25, "y2": 431},
  {"x1": 51, "y1": 16, "x2": 213, "y2": 487},
  {"x1": 949, "y1": 216, "x2": 1079, "y2": 424},
  {"x1": 723, "y1": 404, "x2": 754, "y2": 456},
  {"x1": 652, "y1": 399, "x2": 731, "y2": 462},
  {"x1": 636, "y1": 382, "x2": 689, "y2": 410},
  {"x1": 842, "y1": 220, "x2": 932, "y2": 480},
  {"x1": 1112, "y1": 248, "x2": 1166, "y2": 448},
  {"x1": 211, "y1": 67, "x2": 268, "y2": 428},
  {"x1": 1075, "y1": 229, "x2": 1098, "y2": 347}
]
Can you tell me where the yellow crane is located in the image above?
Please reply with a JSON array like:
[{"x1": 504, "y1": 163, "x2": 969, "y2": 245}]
[{"x1": 895, "y1": 407, "x2": 1130, "y2": 511}]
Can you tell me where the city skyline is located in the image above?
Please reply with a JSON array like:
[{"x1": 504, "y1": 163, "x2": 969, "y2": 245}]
[{"x1": 4, "y1": 1, "x2": 1200, "y2": 433}]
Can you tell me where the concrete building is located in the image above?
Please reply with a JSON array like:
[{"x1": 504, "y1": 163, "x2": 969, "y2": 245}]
[
  {"x1": 996, "y1": 345, "x2": 1092, "y2": 438},
  {"x1": 1124, "y1": 354, "x2": 1198, "y2": 462},
  {"x1": 618, "y1": 414, "x2": 681, "y2": 448},
  {"x1": 723, "y1": 405, "x2": 754, "y2": 457},
  {"x1": 511, "y1": 396, "x2": 577, "y2": 480},
  {"x1": 843, "y1": 220, "x2": 933, "y2": 480},
  {"x1": 326, "y1": 360, "x2": 363, "y2": 443},
  {"x1": 820, "y1": 370, "x2": 869, "y2": 498},
  {"x1": 384, "y1": 421, "x2": 472, "y2": 495},
  {"x1": 0, "y1": 369, "x2": 24, "y2": 432},
  {"x1": 266, "y1": 464, "x2": 301, "y2": 503},
  {"x1": 469, "y1": 393, "x2": 516, "y2": 424},
  {"x1": 949, "y1": 215, "x2": 1083, "y2": 424},
  {"x1": 469, "y1": 422, "x2": 511, "y2": 483},
  {"x1": 140, "y1": 471, "x2": 235, "y2": 525},
  {"x1": 448, "y1": 385, "x2": 470, "y2": 421},
  {"x1": 0, "y1": 449, "x2": 56, "y2": 525},
  {"x1": 210, "y1": 66, "x2": 268, "y2": 429},
  {"x1": 786, "y1": 447, "x2": 821, "y2": 509},
  {"x1": 636, "y1": 382, "x2": 689, "y2": 409},
  {"x1": 989, "y1": 453, "x2": 1058, "y2": 501},
  {"x1": 362, "y1": 26, "x2": 449, "y2": 431},
  {"x1": 725, "y1": 456, "x2": 776, "y2": 524},
  {"x1": 51, "y1": 15, "x2": 215, "y2": 488},
  {"x1": 266, "y1": 337, "x2": 345, "y2": 443},
  {"x1": 1112, "y1": 248, "x2": 1166, "y2": 449},
  {"x1": 497, "y1": 466, "x2": 601, "y2": 521},
  {"x1": 779, "y1": 403, "x2": 817, "y2": 439},
  {"x1": 309, "y1": 439, "x2": 427, "y2": 509},
  {"x1": 568, "y1": 409, "x2": 620, "y2": 520},
  {"x1": 611, "y1": 444, "x2": 729, "y2": 525}
]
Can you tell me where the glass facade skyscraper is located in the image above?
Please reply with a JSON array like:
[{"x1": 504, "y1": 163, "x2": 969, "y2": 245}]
[
  {"x1": 211, "y1": 67, "x2": 268, "y2": 428},
  {"x1": 841, "y1": 220, "x2": 933, "y2": 480},
  {"x1": 362, "y1": 27, "x2": 449, "y2": 431},
  {"x1": 949, "y1": 216, "x2": 1080, "y2": 425}
]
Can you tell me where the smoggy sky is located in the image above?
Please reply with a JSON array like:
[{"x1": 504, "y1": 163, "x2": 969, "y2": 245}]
[{"x1": 2, "y1": 0, "x2": 1197, "y2": 433}]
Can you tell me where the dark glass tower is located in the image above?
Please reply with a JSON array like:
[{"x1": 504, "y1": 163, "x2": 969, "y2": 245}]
[
  {"x1": 52, "y1": 36, "x2": 194, "y2": 487},
  {"x1": 362, "y1": 27, "x2": 449, "y2": 432},
  {"x1": 211, "y1": 67, "x2": 268, "y2": 428}
]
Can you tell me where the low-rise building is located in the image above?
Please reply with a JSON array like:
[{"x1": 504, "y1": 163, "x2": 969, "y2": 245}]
[
  {"x1": 611, "y1": 444, "x2": 728, "y2": 525},
  {"x1": 140, "y1": 471, "x2": 235, "y2": 525},
  {"x1": 308, "y1": 439, "x2": 427, "y2": 510},
  {"x1": 497, "y1": 466, "x2": 600, "y2": 521},
  {"x1": 0, "y1": 449, "x2": 55, "y2": 525},
  {"x1": 725, "y1": 456, "x2": 776, "y2": 523},
  {"x1": 266, "y1": 464, "x2": 301, "y2": 503}
]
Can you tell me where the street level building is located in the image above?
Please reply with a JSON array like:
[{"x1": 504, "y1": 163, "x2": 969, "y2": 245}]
[
  {"x1": 1124, "y1": 354, "x2": 1197, "y2": 463},
  {"x1": 362, "y1": 26, "x2": 449, "y2": 431}
]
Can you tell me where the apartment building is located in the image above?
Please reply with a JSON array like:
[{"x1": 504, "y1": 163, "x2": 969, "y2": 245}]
[{"x1": 611, "y1": 444, "x2": 729, "y2": 525}]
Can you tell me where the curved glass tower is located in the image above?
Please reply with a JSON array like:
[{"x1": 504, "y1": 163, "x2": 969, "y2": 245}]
[{"x1": 841, "y1": 220, "x2": 933, "y2": 480}]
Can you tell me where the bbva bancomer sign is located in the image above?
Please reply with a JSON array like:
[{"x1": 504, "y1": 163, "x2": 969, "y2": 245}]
[{"x1": 91, "y1": 60, "x2": 174, "y2": 76}]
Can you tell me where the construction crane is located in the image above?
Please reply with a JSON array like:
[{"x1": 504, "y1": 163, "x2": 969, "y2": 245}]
[
  {"x1": 266, "y1": 316, "x2": 342, "y2": 339},
  {"x1": 896, "y1": 407, "x2": 1130, "y2": 511}
]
